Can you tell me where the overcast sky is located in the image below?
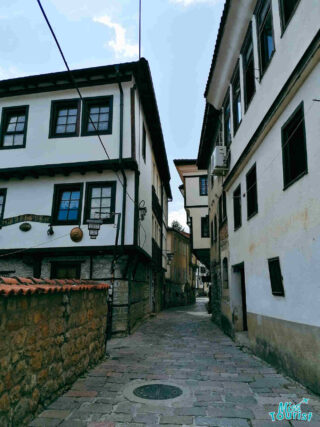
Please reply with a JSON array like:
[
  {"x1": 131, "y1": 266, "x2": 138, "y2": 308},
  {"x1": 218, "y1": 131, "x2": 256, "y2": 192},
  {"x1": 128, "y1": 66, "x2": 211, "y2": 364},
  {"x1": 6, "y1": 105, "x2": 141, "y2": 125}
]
[{"x1": 0, "y1": 0, "x2": 224, "y2": 230}]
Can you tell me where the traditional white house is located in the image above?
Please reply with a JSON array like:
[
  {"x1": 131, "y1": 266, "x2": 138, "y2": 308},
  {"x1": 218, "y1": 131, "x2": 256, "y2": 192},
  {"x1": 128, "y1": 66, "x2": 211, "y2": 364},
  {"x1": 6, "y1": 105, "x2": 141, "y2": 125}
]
[
  {"x1": 174, "y1": 159, "x2": 210, "y2": 268},
  {"x1": 197, "y1": 0, "x2": 320, "y2": 393},
  {"x1": 0, "y1": 58, "x2": 172, "y2": 336}
]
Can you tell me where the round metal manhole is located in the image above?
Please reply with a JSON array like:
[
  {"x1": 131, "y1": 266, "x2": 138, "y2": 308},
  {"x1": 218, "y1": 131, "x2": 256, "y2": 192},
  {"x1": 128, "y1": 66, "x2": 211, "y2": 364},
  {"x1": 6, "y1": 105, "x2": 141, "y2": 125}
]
[{"x1": 133, "y1": 384, "x2": 183, "y2": 400}]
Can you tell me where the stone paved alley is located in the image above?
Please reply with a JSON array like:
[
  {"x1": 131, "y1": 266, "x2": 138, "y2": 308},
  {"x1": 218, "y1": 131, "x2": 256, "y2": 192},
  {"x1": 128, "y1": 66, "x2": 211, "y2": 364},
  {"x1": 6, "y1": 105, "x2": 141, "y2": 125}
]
[{"x1": 30, "y1": 299, "x2": 320, "y2": 427}]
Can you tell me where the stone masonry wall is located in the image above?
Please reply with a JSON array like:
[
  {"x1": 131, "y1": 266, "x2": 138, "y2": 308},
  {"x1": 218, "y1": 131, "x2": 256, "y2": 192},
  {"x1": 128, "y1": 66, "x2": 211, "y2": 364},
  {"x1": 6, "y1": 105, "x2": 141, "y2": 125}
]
[{"x1": 0, "y1": 289, "x2": 108, "y2": 426}]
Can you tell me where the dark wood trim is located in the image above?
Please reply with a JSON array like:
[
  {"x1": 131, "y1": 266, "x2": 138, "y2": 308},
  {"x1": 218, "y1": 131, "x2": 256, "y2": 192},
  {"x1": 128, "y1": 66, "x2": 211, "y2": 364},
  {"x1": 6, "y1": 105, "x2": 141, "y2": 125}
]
[
  {"x1": 279, "y1": 0, "x2": 301, "y2": 36},
  {"x1": 83, "y1": 180, "x2": 117, "y2": 225},
  {"x1": 48, "y1": 98, "x2": 81, "y2": 139},
  {"x1": 2, "y1": 214, "x2": 51, "y2": 227},
  {"x1": 51, "y1": 182, "x2": 84, "y2": 226},
  {"x1": 231, "y1": 60, "x2": 242, "y2": 135},
  {"x1": 233, "y1": 184, "x2": 242, "y2": 231},
  {"x1": 81, "y1": 95, "x2": 113, "y2": 136},
  {"x1": 0, "y1": 188, "x2": 7, "y2": 226},
  {"x1": 241, "y1": 22, "x2": 256, "y2": 112},
  {"x1": 0, "y1": 105, "x2": 29, "y2": 150},
  {"x1": 0, "y1": 158, "x2": 138, "y2": 181},
  {"x1": 246, "y1": 163, "x2": 258, "y2": 220},
  {"x1": 185, "y1": 205, "x2": 209, "y2": 209},
  {"x1": 130, "y1": 87, "x2": 136, "y2": 160},
  {"x1": 133, "y1": 170, "x2": 140, "y2": 246},
  {"x1": 223, "y1": 30, "x2": 320, "y2": 189},
  {"x1": 142, "y1": 124, "x2": 146, "y2": 162}
]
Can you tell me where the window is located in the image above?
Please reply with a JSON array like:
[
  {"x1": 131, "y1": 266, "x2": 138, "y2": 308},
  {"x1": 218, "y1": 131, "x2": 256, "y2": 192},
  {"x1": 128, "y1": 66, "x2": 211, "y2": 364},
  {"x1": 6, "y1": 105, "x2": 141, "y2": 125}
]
[
  {"x1": 282, "y1": 103, "x2": 307, "y2": 189},
  {"x1": 233, "y1": 184, "x2": 242, "y2": 230},
  {"x1": 82, "y1": 96, "x2": 113, "y2": 136},
  {"x1": 52, "y1": 184, "x2": 83, "y2": 225},
  {"x1": 219, "y1": 191, "x2": 227, "y2": 226},
  {"x1": 142, "y1": 124, "x2": 146, "y2": 161},
  {"x1": 84, "y1": 181, "x2": 116, "y2": 224},
  {"x1": 51, "y1": 262, "x2": 81, "y2": 279},
  {"x1": 279, "y1": 0, "x2": 300, "y2": 31},
  {"x1": 201, "y1": 215, "x2": 209, "y2": 238},
  {"x1": 49, "y1": 99, "x2": 80, "y2": 138},
  {"x1": 0, "y1": 189, "x2": 7, "y2": 224},
  {"x1": 246, "y1": 164, "x2": 258, "y2": 219},
  {"x1": 256, "y1": 0, "x2": 275, "y2": 76},
  {"x1": 222, "y1": 258, "x2": 229, "y2": 289},
  {"x1": 0, "y1": 106, "x2": 28, "y2": 148},
  {"x1": 268, "y1": 257, "x2": 285, "y2": 296},
  {"x1": 199, "y1": 176, "x2": 208, "y2": 196},
  {"x1": 223, "y1": 93, "x2": 232, "y2": 147},
  {"x1": 232, "y1": 64, "x2": 242, "y2": 133},
  {"x1": 242, "y1": 25, "x2": 256, "y2": 110}
]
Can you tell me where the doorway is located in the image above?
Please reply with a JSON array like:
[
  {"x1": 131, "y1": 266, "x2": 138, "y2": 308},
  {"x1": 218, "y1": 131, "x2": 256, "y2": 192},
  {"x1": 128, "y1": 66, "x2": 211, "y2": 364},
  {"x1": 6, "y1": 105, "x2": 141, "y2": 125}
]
[{"x1": 232, "y1": 262, "x2": 248, "y2": 331}]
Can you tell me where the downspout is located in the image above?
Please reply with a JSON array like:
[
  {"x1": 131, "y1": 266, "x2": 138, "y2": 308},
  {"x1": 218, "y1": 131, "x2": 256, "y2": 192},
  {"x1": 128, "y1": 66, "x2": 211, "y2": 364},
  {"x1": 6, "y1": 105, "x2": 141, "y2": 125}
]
[{"x1": 117, "y1": 79, "x2": 126, "y2": 248}]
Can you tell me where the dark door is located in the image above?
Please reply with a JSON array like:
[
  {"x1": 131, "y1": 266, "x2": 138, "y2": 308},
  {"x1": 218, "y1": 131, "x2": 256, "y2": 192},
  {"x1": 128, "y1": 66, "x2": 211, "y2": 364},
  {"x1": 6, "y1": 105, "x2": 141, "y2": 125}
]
[{"x1": 240, "y1": 266, "x2": 248, "y2": 331}]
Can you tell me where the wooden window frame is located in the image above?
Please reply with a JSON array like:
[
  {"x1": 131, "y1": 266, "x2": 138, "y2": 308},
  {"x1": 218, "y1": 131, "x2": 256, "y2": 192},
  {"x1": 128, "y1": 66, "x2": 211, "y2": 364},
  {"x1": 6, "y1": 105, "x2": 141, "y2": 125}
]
[
  {"x1": 0, "y1": 105, "x2": 29, "y2": 149},
  {"x1": 281, "y1": 102, "x2": 308, "y2": 190},
  {"x1": 199, "y1": 176, "x2": 208, "y2": 196},
  {"x1": 83, "y1": 181, "x2": 116, "y2": 225},
  {"x1": 279, "y1": 0, "x2": 301, "y2": 34},
  {"x1": 246, "y1": 163, "x2": 258, "y2": 220},
  {"x1": 231, "y1": 62, "x2": 242, "y2": 135},
  {"x1": 51, "y1": 183, "x2": 84, "y2": 226},
  {"x1": 255, "y1": 0, "x2": 276, "y2": 79},
  {"x1": 81, "y1": 96, "x2": 113, "y2": 136},
  {"x1": 51, "y1": 261, "x2": 81, "y2": 279},
  {"x1": 49, "y1": 99, "x2": 81, "y2": 138},
  {"x1": 241, "y1": 23, "x2": 256, "y2": 111},
  {"x1": 268, "y1": 257, "x2": 285, "y2": 296},
  {"x1": 201, "y1": 215, "x2": 209, "y2": 238},
  {"x1": 233, "y1": 184, "x2": 242, "y2": 231}
]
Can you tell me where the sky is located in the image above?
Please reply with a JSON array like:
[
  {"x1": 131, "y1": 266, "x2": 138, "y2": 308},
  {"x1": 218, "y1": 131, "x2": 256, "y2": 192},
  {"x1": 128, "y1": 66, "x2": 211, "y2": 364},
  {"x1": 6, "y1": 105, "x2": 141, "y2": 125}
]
[{"x1": 0, "y1": 0, "x2": 224, "y2": 230}]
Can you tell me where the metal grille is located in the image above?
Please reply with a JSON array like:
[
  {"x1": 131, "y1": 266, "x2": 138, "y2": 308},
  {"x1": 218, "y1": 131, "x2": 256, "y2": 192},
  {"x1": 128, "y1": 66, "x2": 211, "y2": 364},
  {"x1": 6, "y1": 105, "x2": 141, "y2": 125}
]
[{"x1": 133, "y1": 384, "x2": 182, "y2": 400}]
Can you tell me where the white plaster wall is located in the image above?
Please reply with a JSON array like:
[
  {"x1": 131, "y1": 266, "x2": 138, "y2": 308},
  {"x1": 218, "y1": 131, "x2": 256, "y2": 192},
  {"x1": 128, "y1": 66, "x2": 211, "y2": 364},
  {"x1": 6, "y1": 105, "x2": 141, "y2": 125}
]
[
  {"x1": 0, "y1": 170, "x2": 135, "y2": 249},
  {"x1": 190, "y1": 206, "x2": 210, "y2": 250},
  {"x1": 185, "y1": 174, "x2": 208, "y2": 207},
  {"x1": 0, "y1": 81, "x2": 134, "y2": 168},
  {"x1": 228, "y1": 64, "x2": 320, "y2": 327}
]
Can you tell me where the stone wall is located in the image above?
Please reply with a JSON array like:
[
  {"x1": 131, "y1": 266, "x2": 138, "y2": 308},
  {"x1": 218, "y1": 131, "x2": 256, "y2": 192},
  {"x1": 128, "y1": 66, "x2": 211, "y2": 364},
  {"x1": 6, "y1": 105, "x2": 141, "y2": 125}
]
[
  {"x1": 248, "y1": 312, "x2": 320, "y2": 395},
  {"x1": 0, "y1": 281, "x2": 108, "y2": 426}
]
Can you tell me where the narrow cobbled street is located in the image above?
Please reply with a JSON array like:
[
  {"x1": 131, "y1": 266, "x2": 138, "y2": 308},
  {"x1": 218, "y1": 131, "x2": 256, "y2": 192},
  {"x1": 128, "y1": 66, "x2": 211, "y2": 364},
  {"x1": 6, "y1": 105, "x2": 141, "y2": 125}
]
[{"x1": 31, "y1": 299, "x2": 320, "y2": 427}]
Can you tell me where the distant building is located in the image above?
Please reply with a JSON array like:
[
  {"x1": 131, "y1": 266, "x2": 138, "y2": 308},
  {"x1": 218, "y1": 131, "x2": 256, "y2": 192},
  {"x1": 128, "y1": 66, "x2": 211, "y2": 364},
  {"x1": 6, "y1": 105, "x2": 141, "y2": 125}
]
[
  {"x1": 0, "y1": 58, "x2": 172, "y2": 337},
  {"x1": 174, "y1": 159, "x2": 210, "y2": 269},
  {"x1": 197, "y1": 0, "x2": 320, "y2": 393},
  {"x1": 165, "y1": 228, "x2": 196, "y2": 307}
]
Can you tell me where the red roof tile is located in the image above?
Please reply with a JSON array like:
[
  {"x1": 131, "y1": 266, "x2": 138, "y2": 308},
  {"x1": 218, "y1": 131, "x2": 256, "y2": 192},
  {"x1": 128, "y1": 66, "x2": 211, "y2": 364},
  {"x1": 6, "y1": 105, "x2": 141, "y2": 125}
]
[{"x1": 0, "y1": 277, "x2": 110, "y2": 297}]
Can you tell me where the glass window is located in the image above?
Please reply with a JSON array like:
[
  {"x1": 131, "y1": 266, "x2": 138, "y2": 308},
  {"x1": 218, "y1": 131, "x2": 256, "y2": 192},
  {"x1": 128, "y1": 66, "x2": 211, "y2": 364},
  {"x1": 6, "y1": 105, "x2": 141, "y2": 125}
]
[
  {"x1": 0, "y1": 189, "x2": 7, "y2": 223},
  {"x1": 223, "y1": 93, "x2": 232, "y2": 147},
  {"x1": 199, "y1": 176, "x2": 208, "y2": 196},
  {"x1": 201, "y1": 215, "x2": 209, "y2": 238},
  {"x1": 82, "y1": 97, "x2": 113, "y2": 136},
  {"x1": 246, "y1": 164, "x2": 258, "y2": 219},
  {"x1": 268, "y1": 257, "x2": 285, "y2": 296},
  {"x1": 232, "y1": 65, "x2": 242, "y2": 133},
  {"x1": 280, "y1": 0, "x2": 300, "y2": 31},
  {"x1": 1, "y1": 106, "x2": 28, "y2": 148},
  {"x1": 233, "y1": 184, "x2": 242, "y2": 230},
  {"x1": 85, "y1": 182, "x2": 116, "y2": 224},
  {"x1": 50, "y1": 100, "x2": 80, "y2": 137},
  {"x1": 256, "y1": 0, "x2": 275, "y2": 75},
  {"x1": 242, "y1": 26, "x2": 256, "y2": 110},
  {"x1": 223, "y1": 258, "x2": 229, "y2": 289},
  {"x1": 52, "y1": 184, "x2": 83, "y2": 225},
  {"x1": 282, "y1": 103, "x2": 307, "y2": 188}
]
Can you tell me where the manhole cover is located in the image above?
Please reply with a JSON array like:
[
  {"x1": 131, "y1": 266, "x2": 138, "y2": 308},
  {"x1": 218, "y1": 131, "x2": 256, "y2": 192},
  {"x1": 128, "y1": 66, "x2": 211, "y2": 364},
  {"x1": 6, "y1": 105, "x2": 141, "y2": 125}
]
[{"x1": 133, "y1": 384, "x2": 183, "y2": 400}]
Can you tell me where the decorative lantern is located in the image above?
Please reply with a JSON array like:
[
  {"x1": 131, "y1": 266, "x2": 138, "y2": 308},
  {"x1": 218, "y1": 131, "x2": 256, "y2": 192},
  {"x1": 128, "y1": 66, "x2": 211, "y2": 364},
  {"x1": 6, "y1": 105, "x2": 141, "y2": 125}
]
[{"x1": 87, "y1": 219, "x2": 103, "y2": 239}]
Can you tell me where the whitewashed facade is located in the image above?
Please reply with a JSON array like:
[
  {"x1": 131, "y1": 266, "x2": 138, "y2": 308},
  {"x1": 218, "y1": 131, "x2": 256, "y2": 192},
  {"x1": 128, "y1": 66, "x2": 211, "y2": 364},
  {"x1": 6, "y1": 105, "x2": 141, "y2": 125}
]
[
  {"x1": 0, "y1": 59, "x2": 172, "y2": 336},
  {"x1": 197, "y1": 0, "x2": 320, "y2": 393},
  {"x1": 174, "y1": 160, "x2": 210, "y2": 268}
]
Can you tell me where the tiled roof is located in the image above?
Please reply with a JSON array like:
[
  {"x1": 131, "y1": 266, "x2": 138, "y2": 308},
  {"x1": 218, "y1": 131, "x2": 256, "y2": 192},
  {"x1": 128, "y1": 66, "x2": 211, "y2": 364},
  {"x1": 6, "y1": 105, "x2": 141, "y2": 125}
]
[{"x1": 0, "y1": 277, "x2": 110, "y2": 297}]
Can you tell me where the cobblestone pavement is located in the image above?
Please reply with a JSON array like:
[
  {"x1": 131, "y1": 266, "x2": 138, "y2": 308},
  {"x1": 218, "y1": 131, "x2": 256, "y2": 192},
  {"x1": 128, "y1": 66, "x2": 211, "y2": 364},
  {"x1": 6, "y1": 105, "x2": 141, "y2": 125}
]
[{"x1": 30, "y1": 298, "x2": 320, "y2": 427}]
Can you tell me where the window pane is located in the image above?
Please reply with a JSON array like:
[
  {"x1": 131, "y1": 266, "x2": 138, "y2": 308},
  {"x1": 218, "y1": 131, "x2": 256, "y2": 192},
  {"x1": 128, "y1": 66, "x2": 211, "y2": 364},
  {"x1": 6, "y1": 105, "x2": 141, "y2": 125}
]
[
  {"x1": 71, "y1": 191, "x2": 80, "y2": 200},
  {"x1": 90, "y1": 107, "x2": 100, "y2": 114},
  {"x1": 92, "y1": 187, "x2": 101, "y2": 197},
  {"x1": 69, "y1": 200, "x2": 79, "y2": 210},
  {"x1": 68, "y1": 210, "x2": 78, "y2": 220},
  {"x1": 62, "y1": 191, "x2": 71, "y2": 201},
  {"x1": 7, "y1": 123, "x2": 16, "y2": 132},
  {"x1": 13, "y1": 134, "x2": 24, "y2": 145},
  {"x1": 58, "y1": 210, "x2": 68, "y2": 221},
  {"x1": 101, "y1": 198, "x2": 111, "y2": 208},
  {"x1": 98, "y1": 122, "x2": 108, "y2": 131},
  {"x1": 100, "y1": 113, "x2": 109, "y2": 121},
  {"x1": 66, "y1": 124, "x2": 76, "y2": 133},
  {"x1": 59, "y1": 200, "x2": 69, "y2": 210},
  {"x1": 87, "y1": 123, "x2": 94, "y2": 132},
  {"x1": 9, "y1": 116, "x2": 18, "y2": 124},
  {"x1": 100, "y1": 107, "x2": 109, "y2": 113},
  {"x1": 56, "y1": 125, "x2": 65, "y2": 134},
  {"x1": 57, "y1": 116, "x2": 67, "y2": 125},
  {"x1": 102, "y1": 187, "x2": 111, "y2": 197},
  {"x1": 16, "y1": 123, "x2": 25, "y2": 132},
  {"x1": 3, "y1": 135, "x2": 13, "y2": 146},
  {"x1": 91, "y1": 198, "x2": 100, "y2": 208},
  {"x1": 69, "y1": 109, "x2": 77, "y2": 116},
  {"x1": 67, "y1": 115, "x2": 77, "y2": 124},
  {"x1": 59, "y1": 109, "x2": 68, "y2": 116}
]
